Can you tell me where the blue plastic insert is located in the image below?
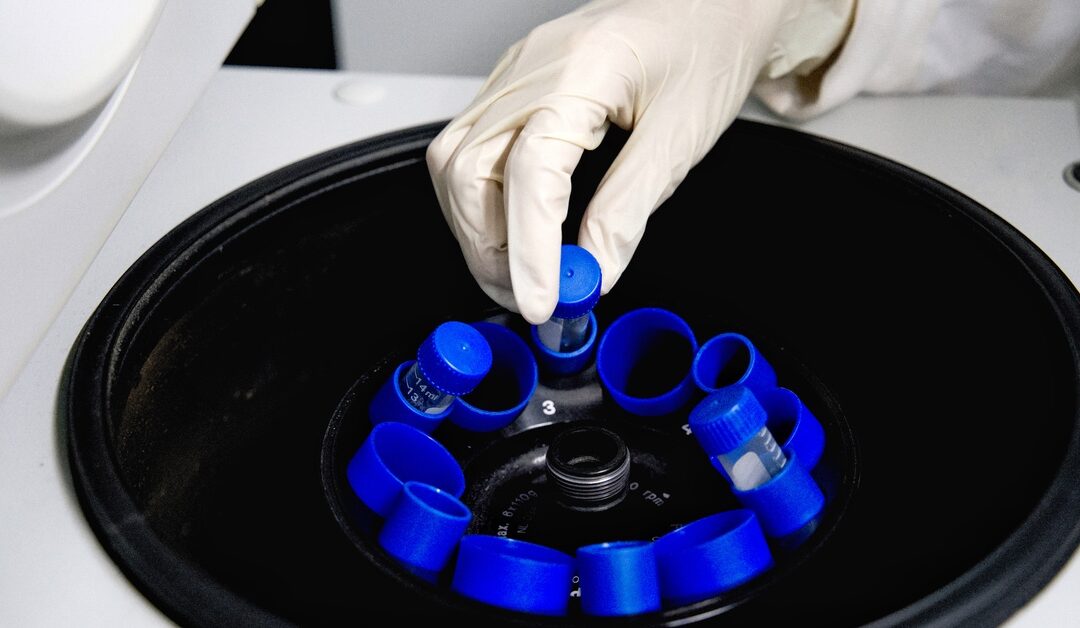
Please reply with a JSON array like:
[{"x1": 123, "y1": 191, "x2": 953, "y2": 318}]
[
  {"x1": 691, "y1": 333, "x2": 777, "y2": 396},
  {"x1": 451, "y1": 322, "x2": 538, "y2": 432},
  {"x1": 577, "y1": 540, "x2": 661, "y2": 616},
  {"x1": 451, "y1": 535, "x2": 575, "y2": 616},
  {"x1": 596, "y1": 308, "x2": 699, "y2": 416},
  {"x1": 346, "y1": 421, "x2": 464, "y2": 517},
  {"x1": 378, "y1": 481, "x2": 472, "y2": 579},
  {"x1": 653, "y1": 510, "x2": 773, "y2": 607}
]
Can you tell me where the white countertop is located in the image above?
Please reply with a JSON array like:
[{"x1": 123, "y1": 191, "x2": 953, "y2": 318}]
[{"x1": 0, "y1": 67, "x2": 1076, "y2": 626}]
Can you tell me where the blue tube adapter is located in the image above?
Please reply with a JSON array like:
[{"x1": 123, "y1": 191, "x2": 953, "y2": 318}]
[
  {"x1": 759, "y1": 387, "x2": 826, "y2": 472},
  {"x1": 369, "y1": 321, "x2": 492, "y2": 433},
  {"x1": 450, "y1": 322, "x2": 538, "y2": 432},
  {"x1": 451, "y1": 535, "x2": 575, "y2": 616},
  {"x1": 596, "y1": 308, "x2": 699, "y2": 416},
  {"x1": 531, "y1": 245, "x2": 602, "y2": 375},
  {"x1": 346, "y1": 421, "x2": 465, "y2": 517},
  {"x1": 690, "y1": 386, "x2": 825, "y2": 540},
  {"x1": 654, "y1": 510, "x2": 773, "y2": 606},
  {"x1": 378, "y1": 481, "x2": 472, "y2": 580},
  {"x1": 577, "y1": 540, "x2": 661, "y2": 616},
  {"x1": 691, "y1": 332, "x2": 778, "y2": 396}
]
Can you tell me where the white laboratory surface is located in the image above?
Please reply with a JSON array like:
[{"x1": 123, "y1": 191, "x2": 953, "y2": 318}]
[{"x1": 0, "y1": 65, "x2": 1077, "y2": 626}]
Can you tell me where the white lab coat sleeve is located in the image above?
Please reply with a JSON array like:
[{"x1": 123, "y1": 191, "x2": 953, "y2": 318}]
[{"x1": 754, "y1": 0, "x2": 1080, "y2": 119}]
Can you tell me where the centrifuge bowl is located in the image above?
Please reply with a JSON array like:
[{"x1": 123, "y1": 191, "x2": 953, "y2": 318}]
[{"x1": 65, "y1": 120, "x2": 1080, "y2": 626}]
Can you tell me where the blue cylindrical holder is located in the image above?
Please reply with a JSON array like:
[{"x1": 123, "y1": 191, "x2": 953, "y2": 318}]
[
  {"x1": 530, "y1": 312, "x2": 598, "y2": 376},
  {"x1": 577, "y1": 541, "x2": 661, "y2": 616},
  {"x1": 530, "y1": 245, "x2": 603, "y2": 376},
  {"x1": 451, "y1": 322, "x2": 538, "y2": 432},
  {"x1": 346, "y1": 421, "x2": 465, "y2": 517},
  {"x1": 369, "y1": 361, "x2": 452, "y2": 433},
  {"x1": 691, "y1": 333, "x2": 778, "y2": 396},
  {"x1": 733, "y1": 452, "x2": 825, "y2": 540},
  {"x1": 378, "y1": 481, "x2": 472, "y2": 579},
  {"x1": 759, "y1": 387, "x2": 826, "y2": 471},
  {"x1": 654, "y1": 510, "x2": 773, "y2": 607},
  {"x1": 596, "y1": 308, "x2": 699, "y2": 416},
  {"x1": 451, "y1": 535, "x2": 575, "y2": 616}
]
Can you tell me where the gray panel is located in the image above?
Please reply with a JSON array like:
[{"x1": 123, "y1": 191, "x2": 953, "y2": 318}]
[{"x1": 333, "y1": 0, "x2": 588, "y2": 75}]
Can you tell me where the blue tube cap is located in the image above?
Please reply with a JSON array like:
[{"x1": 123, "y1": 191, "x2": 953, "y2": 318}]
[
  {"x1": 451, "y1": 535, "x2": 575, "y2": 616},
  {"x1": 451, "y1": 322, "x2": 538, "y2": 432},
  {"x1": 733, "y1": 452, "x2": 825, "y2": 539},
  {"x1": 596, "y1": 308, "x2": 699, "y2": 416},
  {"x1": 689, "y1": 386, "x2": 768, "y2": 456},
  {"x1": 369, "y1": 361, "x2": 451, "y2": 433},
  {"x1": 654, "y1": 510, "x2": 773, "y2": 606},
  {"x1": 577, "y1": 541, "x2": 661, "y2": 616},
  {"x1": 417, "y1": 321, "x2": 493, "y2": 396},
  {"x1": 530, "y1": 311, "x2": 598, "y2": 376},
  {"x1": 378, "y1": 481, "x2": 472, "y2": 577},
  {"x1": 553, "y1": 245, "x2": 602, "y2": 320},
  {"x1": 691, "y1": 333, "x2": 778, "y2": 396},
  {"x1": 346, "y1": 421, "x2": 465, "y2": 517},
  {"x1": 759, "y1": 387, "x2": 826, "y2": 471}
]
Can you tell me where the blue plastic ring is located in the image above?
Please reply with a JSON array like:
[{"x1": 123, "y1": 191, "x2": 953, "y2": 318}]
[
  {"x1": 654, "y1": 510, "x2": 773, "y2": 607},
  {"x1": 577, "y1": 540, "x2": 661, "y2": 616},
  {"x1": 759, "y1": 387, "x2": 826, "y2": 471},
  {"x1": 451, "y1": 322, "x2": 538, "y2": 432},
  {"x1": 530, "y1": 311, "x2": 599, "y2": 376},
  {"x1": 346, "y1": 421, "x2": 465, "y2": 517},
  {"x1": 596, "y1": 308, "x2": 699, "y2": 416},
  {"x1": 378, "y1": 481, "x2": 472, "y2": 578},
  {"x1": 369, "y1": 360, "x2": 452, "y2": 433},
  {"x1": 733, "y1": 452, "x2": 825, "y2": 540},
  {"x1": 451, "y1": 535, "x2": 575, "y2": 616},
  {"x1": 691, "y1": 333, "x2": 778, "y2": 396}
]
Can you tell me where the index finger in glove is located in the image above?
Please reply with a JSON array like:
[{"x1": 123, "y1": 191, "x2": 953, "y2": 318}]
[{"x1": 504, "y1": 99, "x2": 613, "y2": 324}]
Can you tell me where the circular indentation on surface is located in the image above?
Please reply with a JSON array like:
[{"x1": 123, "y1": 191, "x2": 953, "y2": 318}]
[
  {"x1": 333, "y1": 80, "x2": 387, "y2": 106},
  {"x1": 1064, "y1": 161, "x2": 1080, "y2": 192}
]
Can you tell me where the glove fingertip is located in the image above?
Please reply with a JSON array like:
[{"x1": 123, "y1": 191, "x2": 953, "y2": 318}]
[
  {"x1": 576, "y1": 234, "x2": 621, "y2": 296},
  {"x1": 516, "y1": 288, "x2": 557, "y2": 326}
]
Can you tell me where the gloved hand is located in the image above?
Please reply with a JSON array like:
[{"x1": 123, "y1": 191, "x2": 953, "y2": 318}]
[{"x1": 427, "y1": 0, "x2": 854, "y2": 323}]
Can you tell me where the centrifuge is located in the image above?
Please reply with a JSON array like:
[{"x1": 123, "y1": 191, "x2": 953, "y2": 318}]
[{"x1": 1, "y1": 2, "x2": 1079, "y2": 626}]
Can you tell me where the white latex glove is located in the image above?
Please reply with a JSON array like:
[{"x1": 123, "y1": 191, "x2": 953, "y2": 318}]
[{"x1": 427, "y1": 0, "x2": 854, "y2": 323}]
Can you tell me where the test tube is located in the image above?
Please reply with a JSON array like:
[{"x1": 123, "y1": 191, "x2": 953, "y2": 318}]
[
  {"x1": 535, "y1": 245, "x2": 602, "y2": 353},
  {"x1": 400, "y1": 321, "x2": 492, "y2": 415},
  {"x1": 689, "y1": 385, "x2": 786, "y2": 491}
]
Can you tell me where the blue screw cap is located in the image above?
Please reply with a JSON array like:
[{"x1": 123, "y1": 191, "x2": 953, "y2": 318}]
[
  {"x1": 378, "y1": 481, "x2": 472, "y2": 578},
  {"x1": 689, "y1": 385, "x2": 768, "y2": 456},
  {"x1": 553, "y1": 245, "x2": 602, "y2": 320},
  {"x1": 577, "y1": 541, "x2": 661, "y2": 616},
  {"x1": 451, "y1": 535, "x2": 575, "y2": 616},
  {"x1": 654, "y1": 510, "x2": 773, "y2": 606},
  {"x1": 346, "y1": 421, "x2": 465, "y2": 517},
  {"x1": 417, "y1": 321, "x2": 493, "y2": 396}
]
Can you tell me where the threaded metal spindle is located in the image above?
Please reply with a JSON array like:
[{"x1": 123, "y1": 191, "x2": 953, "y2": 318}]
[{"x1": 545, "y1": 426, "x2": 631, "y2": 510}]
